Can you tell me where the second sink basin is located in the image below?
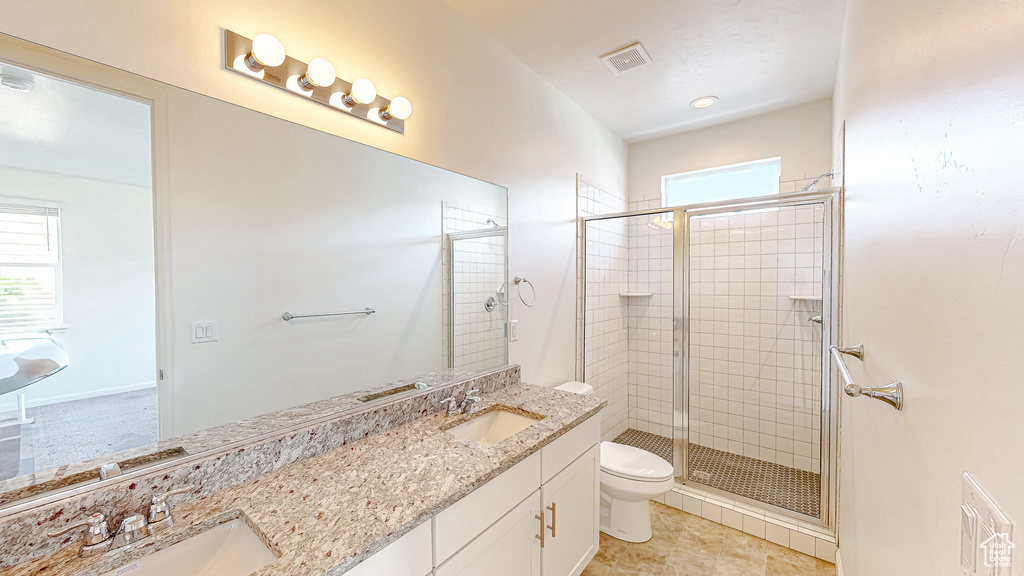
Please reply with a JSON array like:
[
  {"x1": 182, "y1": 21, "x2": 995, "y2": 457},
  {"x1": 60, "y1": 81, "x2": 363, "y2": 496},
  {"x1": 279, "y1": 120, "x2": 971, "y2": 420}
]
[
  {"x1": 100, "y1": 518, "x2": 276, "y2": 576},
  {"x1": 446, "y1": 406, "x2": 543, "y2": 446}
]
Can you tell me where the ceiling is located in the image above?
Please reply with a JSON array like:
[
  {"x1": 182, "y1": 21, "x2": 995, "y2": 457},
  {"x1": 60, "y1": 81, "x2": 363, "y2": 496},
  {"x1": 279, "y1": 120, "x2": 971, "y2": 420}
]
[
  {"x1": 0, "y1": 61, "x2": 151, "y2": 187},
  {"x1": 444, "y1": 0, "x2": 847, "y2": 142}
]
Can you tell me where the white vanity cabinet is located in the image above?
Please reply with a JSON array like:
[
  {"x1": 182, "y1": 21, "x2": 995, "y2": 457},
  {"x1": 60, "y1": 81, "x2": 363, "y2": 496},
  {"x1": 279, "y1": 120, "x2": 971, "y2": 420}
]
[
  {"x1": 434, "y1": 413, "x2": 600, "y2": 576},
  {"x1": 540, "y1": 442, "x2": 600, "y2": 576},
  {"x1": 343, "y1": 414, "x2": 600, "y2": 576}
]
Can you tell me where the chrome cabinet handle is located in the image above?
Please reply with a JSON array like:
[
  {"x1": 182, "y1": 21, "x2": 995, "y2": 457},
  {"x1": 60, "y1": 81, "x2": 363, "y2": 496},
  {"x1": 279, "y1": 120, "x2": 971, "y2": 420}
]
[
  {"x1": 535, "y1": 510, "x2": 545, "y2": 548},
  {"x1": 546, "y1": 502, "x2": 556, "y2": 537}
]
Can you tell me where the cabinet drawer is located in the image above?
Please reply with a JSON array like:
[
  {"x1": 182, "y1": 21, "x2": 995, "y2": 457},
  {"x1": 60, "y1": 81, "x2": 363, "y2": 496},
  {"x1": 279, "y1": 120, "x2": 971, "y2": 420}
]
[
  {"x1": 433, "y1": 451, "x2": 541, "y2": 564},
  {"x1": 343, "y1": 520, "x2": 431, "y2": 576},
  {"x1": 541, "y1": 414, "x2": 599, "y2": 484}
]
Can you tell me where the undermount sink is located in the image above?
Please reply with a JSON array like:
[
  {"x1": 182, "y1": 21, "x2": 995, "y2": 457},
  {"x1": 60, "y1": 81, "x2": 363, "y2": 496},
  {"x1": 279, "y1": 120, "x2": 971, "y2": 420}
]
[
  {"x1": 446, "y1": 407, "x2": 543, "y2": 447},
  {"x1": 100, "y1": 518, "x2": 276, "y2": 576}
]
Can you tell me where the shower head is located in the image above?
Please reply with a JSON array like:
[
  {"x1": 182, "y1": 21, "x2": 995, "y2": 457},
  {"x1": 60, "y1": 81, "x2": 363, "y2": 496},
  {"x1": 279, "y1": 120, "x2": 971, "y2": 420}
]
[{"x1": 800, "y1": 171, "x2": 834, "y2": 192}]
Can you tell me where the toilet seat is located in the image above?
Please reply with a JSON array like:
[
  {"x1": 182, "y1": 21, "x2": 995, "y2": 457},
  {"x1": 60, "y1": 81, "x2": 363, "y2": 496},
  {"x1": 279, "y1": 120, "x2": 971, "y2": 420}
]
[{"x1": 600, "y1": 441, "x2": 674, "y2": 482}]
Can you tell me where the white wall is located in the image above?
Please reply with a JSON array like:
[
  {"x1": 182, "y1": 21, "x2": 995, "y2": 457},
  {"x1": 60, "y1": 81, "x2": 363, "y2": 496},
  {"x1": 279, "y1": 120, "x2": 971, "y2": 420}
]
[
  {"x1": 833, "y1": 0, "x2": 1024, "y2": 574},
  {"x1": 0, "y1": 0, "x2": 627, "y2": 391},
  {"x1": 628, "y1": 99, "x2": 834, "y2": 202},
  {"x1": 0, "y1": 167, "x2": 155, "y2": 409}
]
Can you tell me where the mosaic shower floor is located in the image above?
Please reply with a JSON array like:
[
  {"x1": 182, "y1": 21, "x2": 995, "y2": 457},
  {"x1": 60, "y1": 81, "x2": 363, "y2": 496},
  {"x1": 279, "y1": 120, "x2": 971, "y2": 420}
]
[{"x1": 612, "y1": 429, "x2": 820, "y2": 518}]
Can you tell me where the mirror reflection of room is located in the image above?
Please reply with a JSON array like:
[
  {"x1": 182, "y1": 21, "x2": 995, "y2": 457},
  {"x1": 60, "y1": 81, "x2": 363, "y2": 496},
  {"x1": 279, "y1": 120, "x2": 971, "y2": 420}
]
[{"x1": 0, "y1": 63, "x2": 156, "y2": 481}]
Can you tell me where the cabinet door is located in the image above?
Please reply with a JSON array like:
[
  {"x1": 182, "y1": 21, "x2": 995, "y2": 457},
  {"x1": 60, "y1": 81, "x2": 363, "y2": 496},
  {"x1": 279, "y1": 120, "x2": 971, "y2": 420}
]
[
  {"x1": 435, "y1": 489, "x2": 542, "y2": 576},
  {"x1": 541, "y1": 443, "x2": 600, "y2": 576}
]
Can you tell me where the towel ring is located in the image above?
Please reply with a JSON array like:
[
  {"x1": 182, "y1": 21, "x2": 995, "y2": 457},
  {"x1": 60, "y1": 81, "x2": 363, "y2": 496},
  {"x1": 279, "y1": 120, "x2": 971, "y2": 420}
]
[{"x1": 514, "y1": 276, "x2": 536, "y2": 307}]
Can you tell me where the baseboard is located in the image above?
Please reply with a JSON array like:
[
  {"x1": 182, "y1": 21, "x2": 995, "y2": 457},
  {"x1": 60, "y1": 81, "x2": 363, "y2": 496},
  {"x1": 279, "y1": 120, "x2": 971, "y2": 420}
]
[
  {"x1": 2, "y1": 381, "x2": 156, "y2": 410},
  {"x1": 836, "y1": 548, "x2": 844, "y2": 576}
]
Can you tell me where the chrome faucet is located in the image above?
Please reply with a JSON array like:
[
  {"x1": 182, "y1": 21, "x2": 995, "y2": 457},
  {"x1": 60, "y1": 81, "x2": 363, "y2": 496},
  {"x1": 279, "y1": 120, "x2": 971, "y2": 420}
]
[
  {"x1": 459, "y1": 389, "x2": 482, "y2": 415},
  {"x1": 46, "y1": 512, "x2": 112, "y2": 557},
  {"x1": 148, "y1": 485, "x2": 195, "y2": 529},
  {"x1": 47, "y1": 484, "x2": 193, "y2": 557},
  {"x1": 441, "y1": 396, "x2": 459, "y2": 417}
]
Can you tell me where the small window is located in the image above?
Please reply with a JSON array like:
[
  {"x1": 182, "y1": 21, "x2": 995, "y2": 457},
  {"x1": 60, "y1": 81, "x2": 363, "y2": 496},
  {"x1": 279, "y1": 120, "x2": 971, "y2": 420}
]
[
  {"x1": 662, "y1": 157, "x2": 781, "y2": 207},
  {"x1": 0, "y1": 204, "x2": 62, "y2": 332}
]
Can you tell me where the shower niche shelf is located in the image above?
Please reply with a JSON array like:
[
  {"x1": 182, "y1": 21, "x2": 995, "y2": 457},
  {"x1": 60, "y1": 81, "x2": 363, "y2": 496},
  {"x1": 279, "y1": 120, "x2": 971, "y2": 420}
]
[{"x1": 619, "y1": 292, "x2": 653, "y2": 297}]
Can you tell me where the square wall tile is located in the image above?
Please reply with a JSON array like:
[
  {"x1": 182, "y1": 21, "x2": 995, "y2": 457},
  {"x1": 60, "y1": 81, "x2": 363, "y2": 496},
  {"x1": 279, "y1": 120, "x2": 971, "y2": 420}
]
[
  {"x1": 742, "y1": 516, "x2": 767, "y2": 539},
  {"x1": 815, "y1": 538, "x2": 837, "y2": 563},
  {"x1": 701, "y1": 502, "x2": 723, "y2": 524},
  {"x1": 765, "y1": 522, "x2": 790, "y2": 547},
  {"x1": 790, "y1": 531, "x2": 816, "y2": 556},
  {"x1": 721, "y1": 508, "x2": 743, "y2": 530},
  {"x1": 683, "y1": 495, "x2": 703, "y2": 516},
  {"x1": 665, "y1": 490, "x2": 683, "y2": 511}
]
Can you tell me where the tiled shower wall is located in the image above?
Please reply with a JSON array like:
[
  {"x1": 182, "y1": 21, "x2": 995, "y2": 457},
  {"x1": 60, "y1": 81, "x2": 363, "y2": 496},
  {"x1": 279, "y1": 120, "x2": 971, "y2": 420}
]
[
  {"x1": 625, "y1": 197, "x2": 674, "y2": 439},
  {"x1": 688, "y1": 204, "x2": 824, "y2": 473},
  {"x1": 451, "y1": 235, "x2": 506, "y2": 372},
  {"x1": 443, "y1": 204, "x2": 507, "y2": 372},
  {"x1": 578, "y1": 175, "x2": 629, "y2": 440}
]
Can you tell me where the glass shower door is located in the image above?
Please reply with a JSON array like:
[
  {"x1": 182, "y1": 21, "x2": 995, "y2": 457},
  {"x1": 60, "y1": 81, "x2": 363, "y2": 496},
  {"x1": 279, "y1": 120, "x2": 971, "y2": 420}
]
[{"x1": 682, "y1": 200, "x2": 831, "y2": 520}]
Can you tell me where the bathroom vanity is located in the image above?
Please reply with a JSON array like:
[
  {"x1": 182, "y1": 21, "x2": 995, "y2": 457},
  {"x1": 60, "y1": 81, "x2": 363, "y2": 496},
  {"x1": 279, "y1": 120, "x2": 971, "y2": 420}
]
[{"x1": 3, "y1": 368, "x2": 604, "y2": 576}]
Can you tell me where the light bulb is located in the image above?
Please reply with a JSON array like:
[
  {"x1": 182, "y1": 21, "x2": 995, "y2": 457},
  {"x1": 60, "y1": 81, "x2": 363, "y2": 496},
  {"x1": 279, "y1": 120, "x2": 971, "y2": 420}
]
[
  {"x1": 690, "y1": 96, "x2": 719, "y2": 109},
  {"x1": 245, "y1": 34, "x2": 285, "y2": 71},
  {"x1": 379, "y1": 96, "x2": 412, "y2": 121},
  {"x1": 342, "y1": 78, "x2": 377, "y2": 106},
  {"x1": 298, "y1": 58, "x2": 336, "y2": 90}
]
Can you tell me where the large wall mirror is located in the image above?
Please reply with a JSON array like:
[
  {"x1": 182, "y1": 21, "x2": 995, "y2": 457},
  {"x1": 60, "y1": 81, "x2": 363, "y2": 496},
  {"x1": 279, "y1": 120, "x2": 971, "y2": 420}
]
[{"x1": 0, "y1": 33, "x2": 508, "y2": 508}]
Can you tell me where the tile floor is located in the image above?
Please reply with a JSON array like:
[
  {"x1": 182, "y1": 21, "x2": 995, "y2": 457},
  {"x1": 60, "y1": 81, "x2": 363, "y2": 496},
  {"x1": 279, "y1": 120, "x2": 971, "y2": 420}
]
[
  {"x1": 582, "y1": 502, "x2": 835, "y2": 576},
  {"x1": 611, "y1": 428, "x2": 821, "y2": 518}
]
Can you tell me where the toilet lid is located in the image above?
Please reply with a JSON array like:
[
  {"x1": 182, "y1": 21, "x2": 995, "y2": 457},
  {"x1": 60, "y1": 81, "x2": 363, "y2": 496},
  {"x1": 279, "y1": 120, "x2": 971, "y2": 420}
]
[{"x1": 600, "y1": 441, "x2": 674, "y2": 482}]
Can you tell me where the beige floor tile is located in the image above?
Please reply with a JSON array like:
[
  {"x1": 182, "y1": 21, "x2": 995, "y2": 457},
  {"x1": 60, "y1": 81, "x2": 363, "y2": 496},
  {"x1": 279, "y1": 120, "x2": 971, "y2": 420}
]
[{"x1": 586, "y1": 499, "x2": 830, "y2": 576}]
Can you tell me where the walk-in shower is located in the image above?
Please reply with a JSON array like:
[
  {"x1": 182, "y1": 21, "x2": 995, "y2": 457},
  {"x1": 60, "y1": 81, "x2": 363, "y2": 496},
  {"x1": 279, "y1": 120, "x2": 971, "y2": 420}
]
[{"x1": 580, "y1": 189, "x2": 839, "y2": 526}]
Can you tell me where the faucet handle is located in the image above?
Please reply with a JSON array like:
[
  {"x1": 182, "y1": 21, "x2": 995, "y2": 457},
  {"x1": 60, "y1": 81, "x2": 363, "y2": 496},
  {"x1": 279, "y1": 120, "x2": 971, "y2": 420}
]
[
  {"x1": 465, "y1": 388, "x2": 481, "y2": 399},
  {"x1": 47, "y1": 512, "x2": 109, "y2": 543},
  {"x1": 149, "y1": 485, "x2": 195, "y2": 527},
  {"x1": 441, "y1": 396, "x2": 458, "y2": 416},
  {"x1": 47, "y1": 512, "x2": 112, "y2": 557},
  {"x1": 151, "y1": 484, "x2": 195, "y2": 505}
]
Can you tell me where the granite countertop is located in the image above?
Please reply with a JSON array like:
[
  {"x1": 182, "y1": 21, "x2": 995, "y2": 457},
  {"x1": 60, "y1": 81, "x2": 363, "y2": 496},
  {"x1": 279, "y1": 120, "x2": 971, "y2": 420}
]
[
  {"x1": 13, "y1": 383, "x2": 604, "y2": 576},
  {"x1": 0, "y1": 368, "x2": 479, "y2": 505}
]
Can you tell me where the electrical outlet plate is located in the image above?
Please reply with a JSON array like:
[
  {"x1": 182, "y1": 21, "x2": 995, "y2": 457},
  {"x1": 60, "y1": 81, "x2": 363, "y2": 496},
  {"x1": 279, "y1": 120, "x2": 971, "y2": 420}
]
[
  {"x1": 962, "y1": 472, "x2": 1013, "y2": 575},
  {"x1": 509, "y1": 320, "x2": 519, "y2": 342}
]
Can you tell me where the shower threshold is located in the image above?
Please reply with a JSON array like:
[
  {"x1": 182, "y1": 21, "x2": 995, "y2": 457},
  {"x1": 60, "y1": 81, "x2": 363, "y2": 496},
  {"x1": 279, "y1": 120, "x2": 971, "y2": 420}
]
[{"x1": 613, "y1": 429, "x2": 820, "y2": 518}]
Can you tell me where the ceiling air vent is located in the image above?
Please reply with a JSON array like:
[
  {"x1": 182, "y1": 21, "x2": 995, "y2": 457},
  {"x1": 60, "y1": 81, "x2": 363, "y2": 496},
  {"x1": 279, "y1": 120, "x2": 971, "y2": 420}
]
[{"x1": 600, "y1": 42, "x2": 652, "y2": 75}]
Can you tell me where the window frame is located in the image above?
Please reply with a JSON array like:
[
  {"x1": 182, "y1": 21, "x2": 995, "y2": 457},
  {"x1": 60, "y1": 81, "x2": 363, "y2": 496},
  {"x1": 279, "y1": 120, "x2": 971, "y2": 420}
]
[
  {"x1": 0, "y1": 197, "x2": 65, "y2": 333},
  {"x1": 661, "y1": 156, "x2": 782, "y2": 208}
]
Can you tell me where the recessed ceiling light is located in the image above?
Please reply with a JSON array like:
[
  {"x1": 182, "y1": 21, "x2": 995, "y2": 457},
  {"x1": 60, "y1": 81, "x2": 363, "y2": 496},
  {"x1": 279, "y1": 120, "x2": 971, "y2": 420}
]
[{"x1": 690, "y1": 96, "x2": 718, "y2": 109}]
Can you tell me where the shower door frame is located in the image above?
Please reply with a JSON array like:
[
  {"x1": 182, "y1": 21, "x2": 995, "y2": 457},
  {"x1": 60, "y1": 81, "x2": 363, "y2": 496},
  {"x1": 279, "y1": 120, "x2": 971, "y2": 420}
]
[
  {"x1": 446, "y1": 227, "x2": 510, "y2": 370},
  {"x1": 580, "y1": 188, "x2": 841, "y2": 529}
]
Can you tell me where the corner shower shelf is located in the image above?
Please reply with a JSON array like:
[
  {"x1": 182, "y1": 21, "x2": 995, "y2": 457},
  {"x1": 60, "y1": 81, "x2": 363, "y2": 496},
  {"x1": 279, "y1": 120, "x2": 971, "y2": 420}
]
[
  {"x1": 789, "y1": 295, "x2": 823, "y2": 301},
  {"x1": 619, "y1": 292, "x2": 654, "y2": 297}
]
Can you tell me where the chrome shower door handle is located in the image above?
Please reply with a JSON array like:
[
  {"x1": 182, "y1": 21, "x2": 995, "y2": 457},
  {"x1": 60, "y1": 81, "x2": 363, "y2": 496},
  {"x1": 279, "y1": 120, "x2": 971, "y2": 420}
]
[{"x1": 546, "y1": 502, "x2": 556, "y2": 537}]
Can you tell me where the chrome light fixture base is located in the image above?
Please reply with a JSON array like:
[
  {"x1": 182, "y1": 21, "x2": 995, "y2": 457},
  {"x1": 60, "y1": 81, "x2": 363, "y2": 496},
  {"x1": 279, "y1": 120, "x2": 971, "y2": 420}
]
[{"x1": 223, "y1": 30, "x2": 406, "y2": 134}]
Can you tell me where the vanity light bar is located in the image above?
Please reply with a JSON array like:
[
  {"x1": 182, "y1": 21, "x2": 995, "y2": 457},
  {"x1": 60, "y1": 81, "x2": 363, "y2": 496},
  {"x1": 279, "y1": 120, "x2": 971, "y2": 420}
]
[{"x1": 223, "y1": 30, "x2": 410, "y2": 134}]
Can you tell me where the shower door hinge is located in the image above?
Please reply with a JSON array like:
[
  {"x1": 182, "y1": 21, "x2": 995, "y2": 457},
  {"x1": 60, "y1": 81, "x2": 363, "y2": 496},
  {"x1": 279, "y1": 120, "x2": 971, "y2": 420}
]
[{"x1": 159, "y1": 369, "x2": 164, "y2": 381}]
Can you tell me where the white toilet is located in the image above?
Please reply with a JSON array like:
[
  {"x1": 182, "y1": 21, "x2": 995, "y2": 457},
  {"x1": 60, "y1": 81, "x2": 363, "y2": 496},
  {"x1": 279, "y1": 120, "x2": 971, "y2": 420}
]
[{"x1": 553, "y1": 382, "x2": 675, "y2": 543}]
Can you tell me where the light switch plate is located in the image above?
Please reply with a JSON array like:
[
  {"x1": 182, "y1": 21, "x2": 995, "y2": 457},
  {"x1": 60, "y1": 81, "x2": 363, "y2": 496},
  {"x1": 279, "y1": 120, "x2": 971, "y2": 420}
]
[
  {"x1": 962, "y1": 472, "x2": 1013, "y2": 575},
  {"x1": 190, "y1": 321, "x2": 218, "y2": 343}
]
